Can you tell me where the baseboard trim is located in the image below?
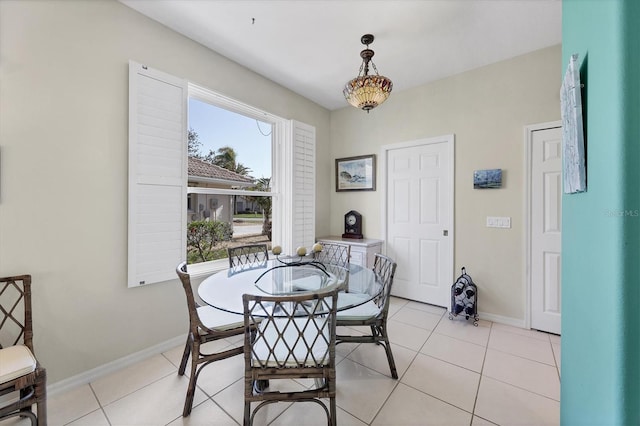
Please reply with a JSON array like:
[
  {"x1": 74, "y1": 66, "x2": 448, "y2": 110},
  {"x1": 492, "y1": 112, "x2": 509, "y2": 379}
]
[
  {"x1": 47, "y1": 311, "x2": 526, "y2": 396},
  {"x1": 478, "y1": 311, "x2": 526, "y2": 329},
  {"x1": 47, "y1": 335, "x2": 185, "y2": 397}
]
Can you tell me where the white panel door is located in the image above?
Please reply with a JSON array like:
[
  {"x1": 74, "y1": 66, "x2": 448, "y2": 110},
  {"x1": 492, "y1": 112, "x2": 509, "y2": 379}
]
[
  {"x1": 531, "y1": 126, "x2": 562, "y2": 334},
  {"x1": 385, "y1": 137, "x2": 453, "y2": 307}
]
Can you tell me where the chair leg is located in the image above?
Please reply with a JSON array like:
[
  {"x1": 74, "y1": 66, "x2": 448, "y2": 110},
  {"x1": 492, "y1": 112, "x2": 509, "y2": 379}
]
[
  {"x1": 179, "y1": 333, "x2": 193, "y2": 376},
  {"x1": 36, "y1": 372, "x2": 47, "y2": 426},
  {"x1": 243, "y1": 400, "x2": 251, "y2": 426},
  {"x1": 377, "y1": 325, "x2": 398, "y2": 379},
  {"x1": 182, "y1": 345, "x2": 199, "y2": 417},
  {"x1": 36, "y1": 403, "x2": 46, "y2": 426},
  {"x1": 329, "y1": 395, "x2": 337, "y2": 426},
  {"x1": 370, "y1": 324, "x2": 377, "y2": 337}
]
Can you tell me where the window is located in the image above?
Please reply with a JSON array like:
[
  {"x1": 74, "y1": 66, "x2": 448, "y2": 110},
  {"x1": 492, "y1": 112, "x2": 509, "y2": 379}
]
[
  {"x1": 128, "y1": 62, "x2": 315, "y2": 287},
  {"x1": 186, "y1": 93, "x2": 272, "y2": 267}
]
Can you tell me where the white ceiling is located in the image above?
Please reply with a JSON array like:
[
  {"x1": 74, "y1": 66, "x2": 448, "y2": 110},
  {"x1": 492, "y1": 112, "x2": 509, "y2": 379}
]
[{"x1": 120, "y1": 0, "x2": 562, "y2": 111}]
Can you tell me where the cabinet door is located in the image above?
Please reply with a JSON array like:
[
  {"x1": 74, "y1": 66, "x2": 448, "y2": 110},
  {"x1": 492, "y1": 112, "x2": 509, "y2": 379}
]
[{"x1": 349, "y1": 249, "x2": 365, "y2": 267}]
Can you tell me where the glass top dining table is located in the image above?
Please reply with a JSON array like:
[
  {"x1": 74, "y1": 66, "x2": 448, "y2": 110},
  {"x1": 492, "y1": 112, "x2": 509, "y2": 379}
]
[{"x1": 198, "y1": 257, "x2": 382, "y2": 316}]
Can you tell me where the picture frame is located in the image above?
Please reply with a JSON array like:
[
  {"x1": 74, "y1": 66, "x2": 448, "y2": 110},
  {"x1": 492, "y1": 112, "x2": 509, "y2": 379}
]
[
  {"x1": 473, "y1": 169, "x2": 502, "y2": 189},
  {"x1": 335, "y1": 154, "x2": 376, "y2": 192},
  {"x1": 560, "y1": 53, "x2": 586, "y2": 194}
]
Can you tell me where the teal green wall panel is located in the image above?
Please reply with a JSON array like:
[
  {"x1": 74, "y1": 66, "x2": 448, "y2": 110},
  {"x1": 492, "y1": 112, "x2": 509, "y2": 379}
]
[
  {"x1": 620, "y1": 1, "x2": 640, "y2": 423},
  {"x1": 562, "y1": 0, "x2": 640, "y2": 424}
]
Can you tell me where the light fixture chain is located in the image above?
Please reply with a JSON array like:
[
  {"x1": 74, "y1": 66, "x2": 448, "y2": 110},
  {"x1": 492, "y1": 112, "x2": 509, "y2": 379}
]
[{"x1": 371, "y1": 61, "x2": 381, "y2": 76}]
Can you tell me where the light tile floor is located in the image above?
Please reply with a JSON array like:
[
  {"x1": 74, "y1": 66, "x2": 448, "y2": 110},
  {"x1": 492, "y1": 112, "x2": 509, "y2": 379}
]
[{"x1": 4, "y1": 298, "x2": 561, "y2": 425}]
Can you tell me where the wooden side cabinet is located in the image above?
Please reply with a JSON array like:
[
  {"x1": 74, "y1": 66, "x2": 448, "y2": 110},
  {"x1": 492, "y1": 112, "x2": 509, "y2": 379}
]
[{"x1": 316, "y1": 236, "x2": 384, "y2": 269}]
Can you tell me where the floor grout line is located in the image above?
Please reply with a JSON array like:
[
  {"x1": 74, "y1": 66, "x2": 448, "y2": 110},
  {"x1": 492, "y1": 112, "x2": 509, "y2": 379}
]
[
  {"x1": 50, "y1": 300, "x2": 560, "y2": 426},
  {"x1": 470, "y1": 320, "x2": 493, "y2": 424}
]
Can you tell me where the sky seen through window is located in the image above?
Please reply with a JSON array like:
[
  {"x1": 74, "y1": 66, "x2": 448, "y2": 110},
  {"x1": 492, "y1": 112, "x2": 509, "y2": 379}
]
[{"x1": 188, "y1": 98, "x2": 272, "y2": 179}]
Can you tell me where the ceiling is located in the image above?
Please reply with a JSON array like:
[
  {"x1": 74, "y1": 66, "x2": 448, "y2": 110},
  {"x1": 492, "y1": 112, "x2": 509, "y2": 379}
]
[{"x1": 120, "y1": 0, "x2": 562, "y2": 111}]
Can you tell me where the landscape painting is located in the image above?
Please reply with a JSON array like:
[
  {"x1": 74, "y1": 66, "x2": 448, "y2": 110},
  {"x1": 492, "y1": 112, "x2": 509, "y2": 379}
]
[
  {"x1": 474, "y1": 169, "x2": 502, "y2": 189},
  {"x1": 336, "y1": 154, "x2": 376, "y2": 192}
]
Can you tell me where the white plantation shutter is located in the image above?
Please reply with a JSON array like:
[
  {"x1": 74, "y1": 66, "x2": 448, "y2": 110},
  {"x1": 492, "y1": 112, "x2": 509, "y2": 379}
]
[
  {"x1": 288, "y1": 120, "x2": 316, "y2": 252},
  {"x1": 128, "y1": 61, "x2": 187, "y2": 287}
]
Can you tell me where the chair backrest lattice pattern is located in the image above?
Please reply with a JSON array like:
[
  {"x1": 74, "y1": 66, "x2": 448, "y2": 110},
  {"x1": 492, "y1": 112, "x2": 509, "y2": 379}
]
[
  {"x1": 371, "y1": 254, "x2": 397, "y2": 311},
  {"x1": 243, "y1": 287, "x2": 339, "y2": 425},
  {"x1": 0, "y1": 276, "x2": 32, "y2": 350},
  {"x1": 243, "y1": 290, "x2": 338, "y2": 369},
  {"x1": 0, "y1": 274, "x2": 46, "y2": 426},
  {"x1": 228, "y1": 244, "x2": 269, "y2": 269},
  {"x1": 314, "y1": 242, "x2": 350, "y2": 269}
]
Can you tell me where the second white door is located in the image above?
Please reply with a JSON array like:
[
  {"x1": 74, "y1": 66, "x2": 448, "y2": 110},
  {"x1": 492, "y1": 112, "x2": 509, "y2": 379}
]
[
  {"x1": 530, "y1": 126, "x2": 562, "y2": 334},
  {"x1": 384, "y1": 136, "x2": 453, "y2": 307}
]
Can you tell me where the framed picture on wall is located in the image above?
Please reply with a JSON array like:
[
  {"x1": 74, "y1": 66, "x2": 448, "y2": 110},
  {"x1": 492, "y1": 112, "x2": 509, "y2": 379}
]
[
  {"x1": 561, "y1": 53, "x2": 586, "y2": 193},
  {"x1": 335, "y1": 154, "x2": 376, "y2": 192},
  {"x1": 473, "y1": 169, "x2": 502, "y2": 189}
]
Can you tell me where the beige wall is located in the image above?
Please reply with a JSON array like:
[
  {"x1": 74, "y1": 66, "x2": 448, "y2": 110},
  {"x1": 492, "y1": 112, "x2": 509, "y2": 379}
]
[
  {"x1": 0, "y1": 0, "x2": 331, "y2": 383},
  {"x1": 329, "y1": 45, "x2": 561, "y2": 322}
]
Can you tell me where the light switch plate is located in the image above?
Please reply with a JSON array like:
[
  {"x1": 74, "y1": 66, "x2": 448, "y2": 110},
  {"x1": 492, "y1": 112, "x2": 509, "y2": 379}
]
[{"x1": 487, "y1": 216, "x2": 511, "y2": 228}]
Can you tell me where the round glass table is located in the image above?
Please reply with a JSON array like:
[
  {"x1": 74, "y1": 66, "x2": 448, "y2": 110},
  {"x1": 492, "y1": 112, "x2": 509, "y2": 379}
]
[{"x1": 198, "y1": 258, "x2": 382, "y2": 316}]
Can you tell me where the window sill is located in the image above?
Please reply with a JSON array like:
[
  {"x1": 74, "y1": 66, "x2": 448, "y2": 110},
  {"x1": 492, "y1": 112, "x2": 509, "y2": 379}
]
[
  {"x1": 186, "y1": 249, "x2": 277, "y2": 279},
  {"x1": 186, "y1": 259, "x2": 229, "y2": 279}
]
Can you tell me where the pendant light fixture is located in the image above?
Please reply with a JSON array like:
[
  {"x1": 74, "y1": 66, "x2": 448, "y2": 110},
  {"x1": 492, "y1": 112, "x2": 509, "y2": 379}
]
[{"x1": 343, "y1": 34, "x2": 393, "y2": 112}]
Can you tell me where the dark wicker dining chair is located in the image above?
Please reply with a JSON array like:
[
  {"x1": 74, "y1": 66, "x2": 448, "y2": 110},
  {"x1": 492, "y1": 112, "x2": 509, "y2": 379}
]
[
  {"x1": 0, "y1": 275, "x2": 47, "y2": 426},
  {"x1": 175, "y1": 262, "x2": 246, "y2": 417},
  {"x1": 335, "y1": 253, "x2": 399, "y2": 379},
  {"x1": 314, "y1": 242, "x2": 351, "y2": 291},
  {"x1": 314, "y1": 242, "x2": 351, "y2": 269},
  {"x1": 243, "y1": 287, "x2": 339, "y2": 426},
  {"x1": 228, "y1": 244, "x2": 269, "y2": 269}
]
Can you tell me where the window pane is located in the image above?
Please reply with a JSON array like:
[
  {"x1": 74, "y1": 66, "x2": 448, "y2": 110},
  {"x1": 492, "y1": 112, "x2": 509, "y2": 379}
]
[
  {"x1": 189, "y1": 98, "x2": 271, "y2": 179},
  {"x1": 187, "y1": 98, "x2": 273, "y2": 265},
  {"x1": 186, "y1": 192, "x2": 272, "y2": 265}
]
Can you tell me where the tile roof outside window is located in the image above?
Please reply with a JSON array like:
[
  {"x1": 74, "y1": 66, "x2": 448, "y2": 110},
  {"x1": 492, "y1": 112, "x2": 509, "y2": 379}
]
[{"x1": 188, "y1": 157, "x2": 255, "y2": 185}]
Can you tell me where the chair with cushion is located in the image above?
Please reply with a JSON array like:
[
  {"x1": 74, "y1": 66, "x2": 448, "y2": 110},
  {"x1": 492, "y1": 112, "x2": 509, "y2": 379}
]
[
  {"x1": 175, "y1": 262, "x2": 246, "y2": 417},
  {"x1": 242, "y1": 286, "x2": 339, "y2": 426},
  {"x1": 228, "y1": 244, "x2": 269, "y2": 269},
  {"x1": 335, "y1": 253, "x2": 398, "y2": 379},
  {"x1": 0, "y1": 275, "x2": 47, "y2": 425}
]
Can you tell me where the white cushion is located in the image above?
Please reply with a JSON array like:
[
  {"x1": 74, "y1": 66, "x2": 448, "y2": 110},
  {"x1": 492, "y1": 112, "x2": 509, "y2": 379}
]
[
  {"x1": 0, "y1": 345, "x2": 37, "y2": 384},
  {"x1": 291, "y1": 275, "x2": 324, "y2": 291},
  {"x1": 336, "y1": 299, "x2": 381, "y2": 321},
  {"x1": 252, "y1": 318, "x2": 329, "y2": 367},
  {"x1": 197, "y1": 305, "x2": 244, "y2": 331}
]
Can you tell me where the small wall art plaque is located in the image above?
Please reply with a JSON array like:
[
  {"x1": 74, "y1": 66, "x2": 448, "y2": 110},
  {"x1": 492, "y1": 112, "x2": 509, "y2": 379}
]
[{"x1": 474, "y1": 169, "x2": 502, "y2": 189}]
